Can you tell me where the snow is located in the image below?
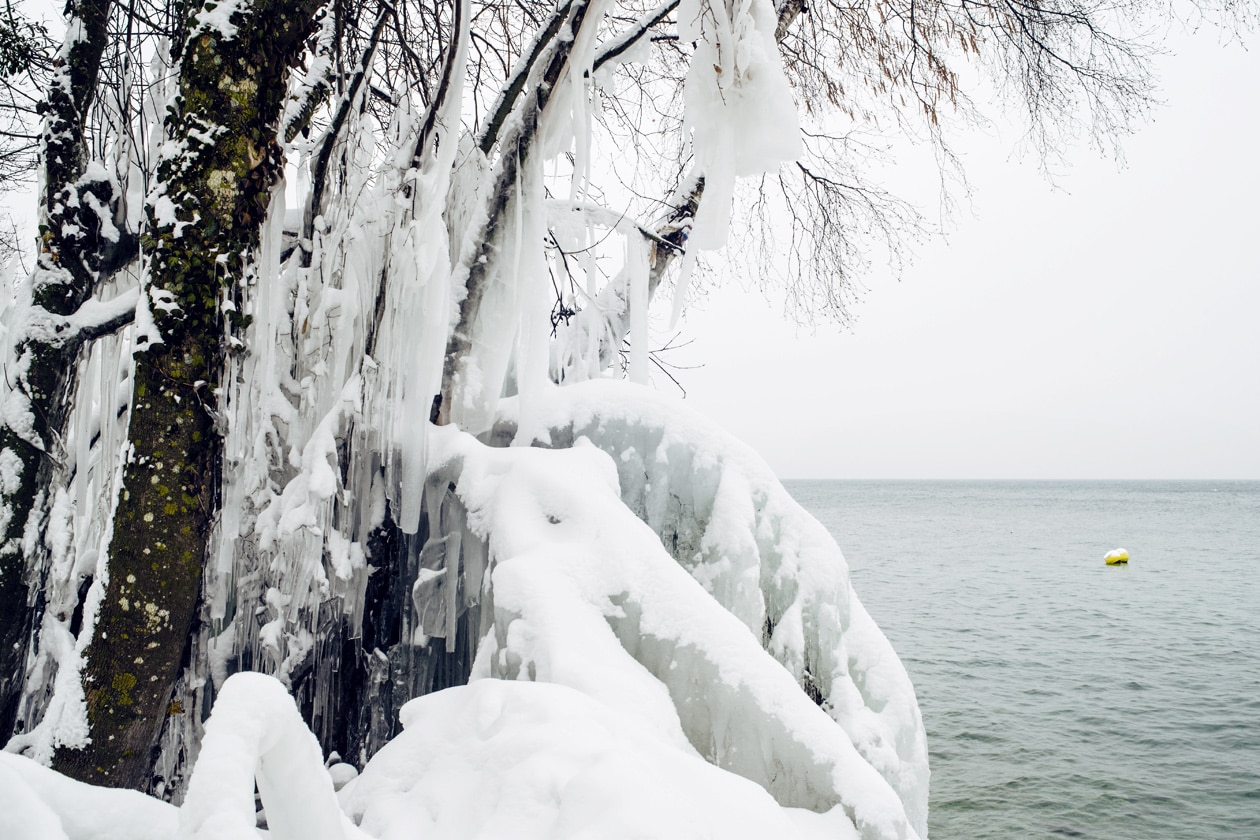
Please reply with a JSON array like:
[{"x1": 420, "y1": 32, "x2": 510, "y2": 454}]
[
  {"x1": 5, "y1": 383, "x2": 928, "y2": 840},
  {"x1": 679, "y1": 0, "x2": 801, "y2": 248},
  {"x1": 176, "y1": 673, "x2": 361, "y2": 840},
  {"x1": 1, "y1": 1, "x2": 931, "y2": 836},
  {"x1": 3, "y1": 666, "x2": 891, "y2": 840},
  {"x1": 342, "y1": 679, "x2": 862, "y2": 840},
  {"x1": 0, "y1": 751, "x2": 176, "y2": 840},
  {"x1": 190, "y1": 0, "x2": 244, "y2": 40}
]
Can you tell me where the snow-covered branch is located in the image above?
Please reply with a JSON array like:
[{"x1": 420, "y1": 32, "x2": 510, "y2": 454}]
[
  {"x1": 476, "y1": 0, "x2": 577, "y2": 155},
  {"x1": 21, "y1": 287, "x2": 138, "y2": 349},
  {"x1": 593, "y1": 0, "x2": 680, "y2": 71},
  {"x1": 178, "y1": 673, "x2": 362, "y2": 840}
]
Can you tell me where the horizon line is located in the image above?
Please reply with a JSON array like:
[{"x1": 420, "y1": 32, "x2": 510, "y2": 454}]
[{"x1": 777, "y1": 476, "x2": 1260, "y2": 482}]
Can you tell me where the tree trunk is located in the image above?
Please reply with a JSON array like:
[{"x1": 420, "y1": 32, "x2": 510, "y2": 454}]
[
  {"x1": 52, "y1": 0, "x2": 320, "y2": 789},
  {"x1": 0, "y1": 0, "x2": 117, "y2": 740}
]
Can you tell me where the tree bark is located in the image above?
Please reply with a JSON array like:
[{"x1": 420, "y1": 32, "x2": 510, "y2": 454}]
[
  {"x1": 0, "y1": 0, "x2": 117, "y2": 741},
  {"x1": 52, "y1": 0, "x2": 321, "y2": 789}
]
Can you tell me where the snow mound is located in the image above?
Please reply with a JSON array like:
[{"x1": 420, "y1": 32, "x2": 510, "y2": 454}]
[
  {"x1": 498, "y1": 379, "x2": 930, "y2": 835},
  {"x1": 431, "y1": 416, "x2": 924, "y2": 840},
  {"x1": 176, "y1": 672, "x2": 363, "y2": 840},
  {"x1": 342, "y1": 679, "x2": 860, "y2": 840},
  {"x1": 0, "y1": 751, "x2": 176, "y2": 840}
]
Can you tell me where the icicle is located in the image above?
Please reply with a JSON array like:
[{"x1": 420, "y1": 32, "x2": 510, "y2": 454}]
[
  {"x1": 568, "y1": 60, "x2": 593, "y2": 204},
  {"x1": 444, "y1": 500, "x2": 464, "y2": 654},
  {"x1": 512, "y1": 155, "x2": 553, "y2": 447},
  {"x1": 667, "y1": 249, "x2": 698, "y2": 330},
  {"x1": 462, "y1": 522, "x2": 486, "y2": 607}
]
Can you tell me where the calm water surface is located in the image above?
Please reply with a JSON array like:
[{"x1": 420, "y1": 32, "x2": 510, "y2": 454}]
[{"x1": 786, "y1": 480, "x2": 1260, "y2": 840}]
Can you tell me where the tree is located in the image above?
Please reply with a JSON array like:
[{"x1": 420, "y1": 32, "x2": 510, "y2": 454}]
[
  {"x1": 0, "y1": 0, "x2": 1246, "y2": 826},
  {"x1": 0, "y1": 5, "x2": 52, "y2": 258}
]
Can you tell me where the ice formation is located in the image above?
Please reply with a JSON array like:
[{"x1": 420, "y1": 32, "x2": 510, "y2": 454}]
[
  {"x1": 494, "y1": 380, "x2": 930, "y2": 833},
  {"x1": 2, "y1": 0, "x2": 929, "y2": 837},
  {"x1": 8, "y1": 394, "x2": 928, "y2": 839}
]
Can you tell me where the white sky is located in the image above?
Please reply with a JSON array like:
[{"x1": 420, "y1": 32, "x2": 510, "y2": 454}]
[{"x1": 671, "y1": 29, "x2": 1260, "y2": 480}]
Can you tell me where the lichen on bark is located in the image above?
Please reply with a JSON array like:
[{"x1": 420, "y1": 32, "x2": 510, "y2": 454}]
[{"x1": 51, "y1": 0, "x2": 323, "y2": 790}]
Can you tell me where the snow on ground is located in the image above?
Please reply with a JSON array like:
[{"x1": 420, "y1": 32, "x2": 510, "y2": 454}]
[
  {"x1": 0, "y1": 751, "x2": 176, "y2": 840},
  {"x1": 343, "y1": 680, "x2": 861, "y2": 840}
]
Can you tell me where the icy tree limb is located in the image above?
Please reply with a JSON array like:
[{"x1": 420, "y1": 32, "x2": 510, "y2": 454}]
[
  {"x1": 551, "y1": 0, "x2": 807, "y2": 381},
  {"x1": 475, "y1": 0, "x2": 577, "y2": 156},
  {"x1": 178, "y1": 672, "x2": 361, "y2": 840},
  {"x1": 410, "y1": 0, "x2": 468, "y2": 172},
  {"x1": 592, "y1": 0, "x2": 680, "y2": 71},
  {"x1": 440, "y1": 0, "x2": 602, "y2": 424},
  {"x1": 51, "y1": 0, "x2": 325, "y2": 790},
  {"x1": 545, "y1": 200, "x2": 688, "y2": 254},
  {"x1": 364, "y1": 0, "x2": 468, "y2": 360},
  {"x1": 0, "y1": 0, "x2": 118, "y2": 745},
  {"x1": 302, "y1": 5, "x2": 391, "y2": 249},
  {"x1": 281, "y1": 3, "x2": 340, "y2": 145}
]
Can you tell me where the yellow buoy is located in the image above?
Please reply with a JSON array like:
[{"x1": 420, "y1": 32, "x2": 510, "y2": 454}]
[{"x1": 1104, "y1": 548, "x2": 1129, "y2": 565}]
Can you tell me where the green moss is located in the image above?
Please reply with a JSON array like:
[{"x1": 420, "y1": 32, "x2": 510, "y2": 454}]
[
  {"x1": 52, "y1": 0, "x2": 325, "y2": 791},
  {"x1": 112, "y1": 672, "x2": 136, "y2": 706}
]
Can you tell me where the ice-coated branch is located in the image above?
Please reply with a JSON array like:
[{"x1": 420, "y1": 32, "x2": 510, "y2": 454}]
[
  {"x1": 592, "y1": 0, "x2": 680, "y2": 71},
  {"x1": 281, "y1": 2, "x2": 341, "y2": 145},
  {"x1": 546, "y1": 199, "x2": 687, "y2": 255},
  {"x1": 303, "y1": 4, "x2": 391, "y2": 248},
  {"x1": 440, "y1": 0, "x2": 603, "y2": 425},
  {"x1": 178, "y1": 672, "x2": 358, "y2": 840},
  {"x1": 475, "y1": 0, "x2": 577, "y2": 155},
  {"x1": 364, "y1": 0, "x2": 469, "y2": 362},
  {"x1": 410, "y1": 0, "x2": 468, "y2": 171}
]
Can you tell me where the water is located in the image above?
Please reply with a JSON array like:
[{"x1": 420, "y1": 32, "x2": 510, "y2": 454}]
[{"x1": 786, "y1": 480, "x2": 1260, "y2": 840}]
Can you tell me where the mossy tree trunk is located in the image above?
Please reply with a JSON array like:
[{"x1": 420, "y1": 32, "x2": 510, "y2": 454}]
[
  {"x1": 0, "y1": 0, "x2": 124, "y2": 740},
  {"x1": 51, "y1": 0, "x2": 322, "y2": 790}
]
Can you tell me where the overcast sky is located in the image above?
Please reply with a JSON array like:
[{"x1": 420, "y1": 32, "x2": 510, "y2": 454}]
[{"x1": 672, "y1": 29, "x2": 1260, "y2": 480}]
